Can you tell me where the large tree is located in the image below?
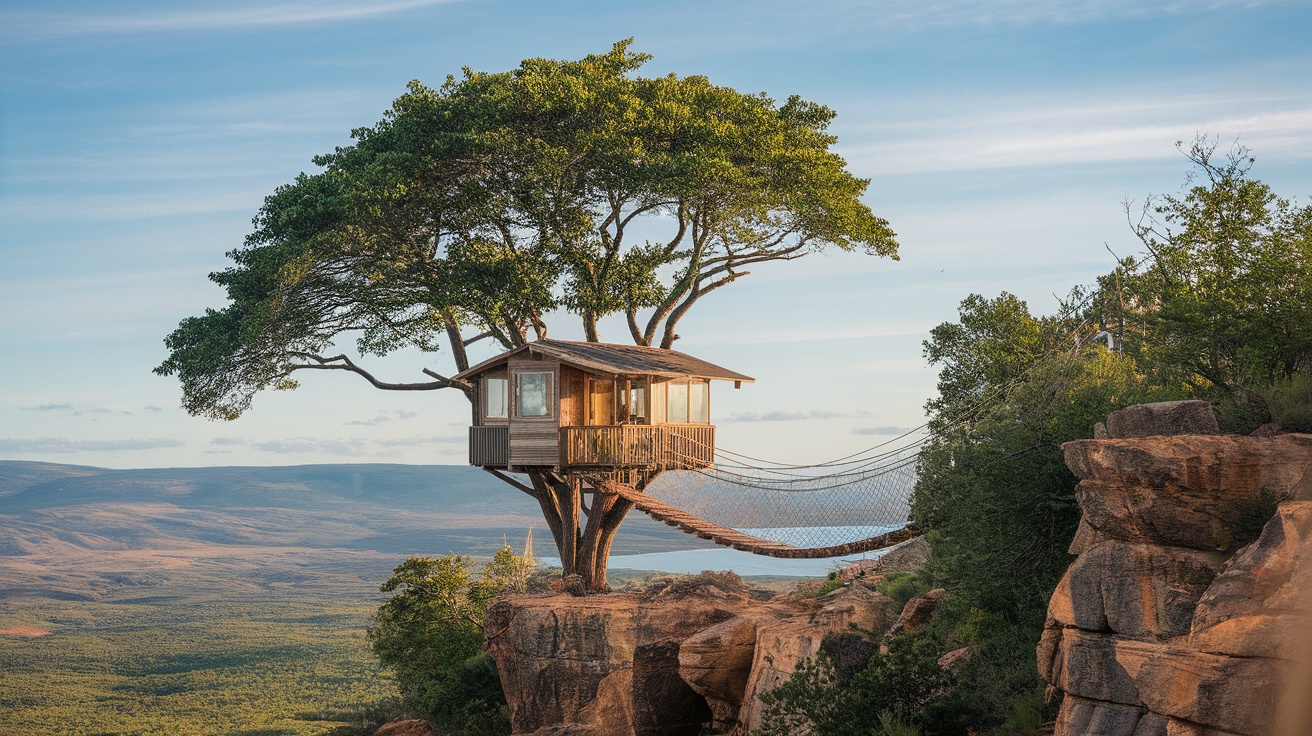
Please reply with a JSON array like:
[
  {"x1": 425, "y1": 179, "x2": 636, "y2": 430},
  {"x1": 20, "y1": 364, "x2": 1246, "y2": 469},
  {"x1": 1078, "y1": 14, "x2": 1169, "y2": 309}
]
[{"x1": 156, "y1": 41, "x2": 898, "y2": 591}]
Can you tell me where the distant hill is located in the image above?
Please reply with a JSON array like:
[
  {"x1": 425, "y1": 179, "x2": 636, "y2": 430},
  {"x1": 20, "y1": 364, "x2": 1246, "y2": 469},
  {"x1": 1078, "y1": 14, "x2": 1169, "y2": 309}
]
[{"x1": 0, "y1": 460, "x2": 712, "y2": 603}]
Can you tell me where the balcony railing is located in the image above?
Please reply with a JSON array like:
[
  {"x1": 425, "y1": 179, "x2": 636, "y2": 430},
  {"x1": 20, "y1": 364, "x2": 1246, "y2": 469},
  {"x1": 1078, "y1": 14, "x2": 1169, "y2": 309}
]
[
  {"x1": 469, "y1": 425, "x2": 509, "y2": 466},
  {"x1": 561, "y1": 424, "x2": 715, "y2": 469}
]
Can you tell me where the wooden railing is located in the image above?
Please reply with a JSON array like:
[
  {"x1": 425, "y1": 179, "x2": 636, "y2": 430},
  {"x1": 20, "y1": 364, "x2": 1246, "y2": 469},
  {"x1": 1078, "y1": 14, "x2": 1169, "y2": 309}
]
[
  {"x1": 469, "y1": 425, "x2": 509, "y2": 466},
  {"x1": 561, "y1": 424, "x2": 715, "y2": 469}
]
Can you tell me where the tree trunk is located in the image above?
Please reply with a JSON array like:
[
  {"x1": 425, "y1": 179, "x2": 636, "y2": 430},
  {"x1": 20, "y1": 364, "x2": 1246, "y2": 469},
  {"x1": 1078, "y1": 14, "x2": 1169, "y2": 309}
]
[{"x1": 524, "y1": 470, "x2": 629, "y2": 592}]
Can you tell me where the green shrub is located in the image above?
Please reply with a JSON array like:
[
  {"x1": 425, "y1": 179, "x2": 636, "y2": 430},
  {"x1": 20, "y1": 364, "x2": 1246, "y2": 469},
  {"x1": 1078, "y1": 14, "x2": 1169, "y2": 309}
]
[
  {"x1": 876, "y1": 572, "x2": 932, "y2": 613},
  {"x1": 1263, "y1": 369, "x2": 1312, "y2": 431},
  {"x1": 368, "y1": 539, "x2": 536, "y2": 736}
]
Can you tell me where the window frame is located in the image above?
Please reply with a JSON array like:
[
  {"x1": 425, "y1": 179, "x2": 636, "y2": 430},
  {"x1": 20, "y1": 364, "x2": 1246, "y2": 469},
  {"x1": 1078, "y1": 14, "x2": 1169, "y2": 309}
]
[
  {"x1": 664, "y1": 379, "x2": 710, "y2": 424},
  {"x1": 515, "y1": 370, "x2": 555, "y2": 419},
  {"x1": 482, "y1": 374, "x2": 509, "y2": 422}
]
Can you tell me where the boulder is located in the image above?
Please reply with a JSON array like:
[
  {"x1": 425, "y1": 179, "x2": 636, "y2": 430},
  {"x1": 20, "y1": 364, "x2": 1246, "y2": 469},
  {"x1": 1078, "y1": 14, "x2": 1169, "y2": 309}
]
[
  {"x1": 1054, "y1": 695, "x2": 1149, "y2": 735},
  {"x1": 1135, "y1": 648, "x2": 1289, "y2": 736},
  {"x1": 1188, "y1": 502, "x2": 1312, "y2": 660},
  {"x1": 677, "y1": 615, "x2": 757, "y2": 732},
  {"x1": 1102, "y1": 401, "x2": 1219, "y2": 439},
  {"x1": 1062, "y1": 435, "x2": 1312, "y2": 550},
  {"x1": 888, "y1": 587, "x2": 946, "y2": 637},
  {"x1": 1046, "y1": 540, "x2": 1222, "y2": 640}
]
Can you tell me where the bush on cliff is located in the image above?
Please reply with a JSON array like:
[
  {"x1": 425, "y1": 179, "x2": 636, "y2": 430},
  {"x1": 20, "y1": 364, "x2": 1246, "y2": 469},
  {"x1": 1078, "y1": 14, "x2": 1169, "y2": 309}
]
[{"x1": 368, "y1": 542, "x2": 537, "y2": 736}]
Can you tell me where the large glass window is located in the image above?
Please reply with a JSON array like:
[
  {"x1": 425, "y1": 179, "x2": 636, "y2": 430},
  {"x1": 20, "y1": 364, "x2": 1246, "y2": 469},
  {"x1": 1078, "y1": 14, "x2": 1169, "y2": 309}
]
[
  {"x1": 668, "y1": 381, "x2": 689, "y2": 423},
  {"x1": 484, "y1": 376, "x2": 508, "y2": 420},
  {"x1": 689, "y1": 381, "x2": 709, "y2": 423},
  {"x1": 516, "y1": 372, "x2": 552, "y2": 418}
]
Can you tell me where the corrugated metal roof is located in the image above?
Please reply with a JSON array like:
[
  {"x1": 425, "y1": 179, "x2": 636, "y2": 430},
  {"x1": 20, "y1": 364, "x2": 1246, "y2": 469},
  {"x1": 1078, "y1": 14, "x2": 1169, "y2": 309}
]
[{"x1": 453, "y1": 339, "x2": 755, "y2": 383}]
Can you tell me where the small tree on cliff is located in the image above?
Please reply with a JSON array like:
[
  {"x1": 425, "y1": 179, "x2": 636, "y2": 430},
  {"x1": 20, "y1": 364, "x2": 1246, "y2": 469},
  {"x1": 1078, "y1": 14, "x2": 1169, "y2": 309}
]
[{"x1": 155, "y1": 40, "x2": 898, "y2": 591}]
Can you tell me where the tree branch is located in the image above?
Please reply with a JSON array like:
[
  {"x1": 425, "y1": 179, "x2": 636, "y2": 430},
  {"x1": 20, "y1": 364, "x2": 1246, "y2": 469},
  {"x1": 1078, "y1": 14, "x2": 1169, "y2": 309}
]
[{"x1": 288, "y1": 353, "x2": 470, "y2": 391}]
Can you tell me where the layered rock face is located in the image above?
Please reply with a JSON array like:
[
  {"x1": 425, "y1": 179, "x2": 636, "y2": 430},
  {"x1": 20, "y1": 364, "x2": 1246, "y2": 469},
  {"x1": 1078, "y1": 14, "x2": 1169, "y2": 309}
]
[
  {"x1": 1040, "y1": 401, "x2": 1312, "y2": 736},
  {"x1": 484, "y1": 572, "x2": 896, "y2": 736}
]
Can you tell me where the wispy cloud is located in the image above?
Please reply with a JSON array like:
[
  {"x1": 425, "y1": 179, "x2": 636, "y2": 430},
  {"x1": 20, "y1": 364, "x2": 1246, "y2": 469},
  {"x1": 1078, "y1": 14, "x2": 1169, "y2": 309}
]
[
  {"x1": 248, "y1": 434, "x2": 464, "y2": 456},
  {"x1": 802, "y1": 0, "x2": 1280, "y2": 30},
  {"x1": 725, "y1": 410, "x2": 874, "y2": 423},
  {"x1": 209, "y1": 437, "x2": 246, "y2": 446},
  {"x1": 0, "y1": 437, "x2": 184, "y2": 453},
  {"x1": 1, "y1": 1, "x2": 464, "y2": 42},
  {"x1": 344, "y1": 409, "x2": 421, "y2": 426},
  {"x1": 16, "y1": 402, "x2": 130, "y2": 416},
  {"x1": 841, "y1": 97, "x2": 1312, "y2": 175}
]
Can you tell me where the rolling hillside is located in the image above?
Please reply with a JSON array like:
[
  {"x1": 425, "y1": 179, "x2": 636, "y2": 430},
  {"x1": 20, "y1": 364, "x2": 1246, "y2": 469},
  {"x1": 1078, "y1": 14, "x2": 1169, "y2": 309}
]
[{"x1": 0, "y1": 460, "x2": 712, "y2": 603}]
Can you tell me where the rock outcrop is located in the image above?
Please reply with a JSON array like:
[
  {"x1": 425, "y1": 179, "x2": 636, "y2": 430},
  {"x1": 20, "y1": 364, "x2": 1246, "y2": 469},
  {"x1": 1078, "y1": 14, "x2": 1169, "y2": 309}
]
[
  {"x1": 1040, "y1": 403, "x2": 1312, "y2": 736},
  {"x1": 484, "y1": 572, "x2": 896, "y2": 736}
]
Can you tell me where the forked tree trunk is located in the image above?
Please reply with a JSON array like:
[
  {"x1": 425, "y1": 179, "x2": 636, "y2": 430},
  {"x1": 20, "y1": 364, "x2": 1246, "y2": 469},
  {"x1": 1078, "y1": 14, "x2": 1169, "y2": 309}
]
[{"x1": 526, "y1": 471, "x2": 634, "y2": 592}]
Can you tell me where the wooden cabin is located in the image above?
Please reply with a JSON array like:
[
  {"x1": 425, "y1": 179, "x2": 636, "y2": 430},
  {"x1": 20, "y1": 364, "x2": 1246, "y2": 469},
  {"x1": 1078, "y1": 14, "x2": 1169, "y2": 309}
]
[{"x1": 454, "y1": 339, "x2": 753, "y2": 472}]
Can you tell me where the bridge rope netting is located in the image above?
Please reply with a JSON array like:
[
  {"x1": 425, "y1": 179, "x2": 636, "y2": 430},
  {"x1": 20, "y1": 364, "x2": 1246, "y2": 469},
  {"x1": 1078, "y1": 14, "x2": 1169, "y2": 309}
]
[
  {"x1": 586, "y1": 429, "x2": 931, "y2": 559},
  {"x1": 585, "y1": 346, "x2": 1086, "y2": 558}
]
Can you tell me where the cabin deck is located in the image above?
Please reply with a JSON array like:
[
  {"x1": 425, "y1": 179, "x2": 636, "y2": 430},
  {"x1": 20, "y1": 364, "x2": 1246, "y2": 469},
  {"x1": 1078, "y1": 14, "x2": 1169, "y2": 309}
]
[{"x1": 469, "y1": 424, "x2": 714, "y2": 469}]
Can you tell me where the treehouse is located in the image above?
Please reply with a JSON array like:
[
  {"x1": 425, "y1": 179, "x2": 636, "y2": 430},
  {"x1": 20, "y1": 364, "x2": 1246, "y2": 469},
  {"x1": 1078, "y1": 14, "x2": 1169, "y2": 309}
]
[{"x1": 455, "y1": 339, "x2": 752, "y2": 473}]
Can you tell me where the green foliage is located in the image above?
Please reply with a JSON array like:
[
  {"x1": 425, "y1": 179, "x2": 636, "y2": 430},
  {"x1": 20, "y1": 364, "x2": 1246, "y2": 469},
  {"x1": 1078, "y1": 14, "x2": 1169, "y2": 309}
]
[
  {"x1": 1261, "y1": 368, "x2": 1312, "y2": 431},
  {"x1": 156, "y1": 40, "x2": 898, "y2": 419},
  {"x1": 368, "y1": 543, "x2": 537, "y2": 735},
  {"x1": 1106, "y1": 138, "x2": 1312, "y2": 409},
  {"x1": 875, "y1": 572, "x2": 932, "y2": 613},
  {"x1": 0, "y1": 596, "x2": 395, "y2": 736},
  {"x1": 756, "y1": 632, "x2": 954, "y2": 736}
]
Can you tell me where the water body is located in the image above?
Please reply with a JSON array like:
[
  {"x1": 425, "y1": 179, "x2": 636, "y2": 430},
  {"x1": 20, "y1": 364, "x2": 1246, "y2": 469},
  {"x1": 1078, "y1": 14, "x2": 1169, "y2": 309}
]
[{"x1": 542, "y1": 525, "x2": 904, "y2": 577}]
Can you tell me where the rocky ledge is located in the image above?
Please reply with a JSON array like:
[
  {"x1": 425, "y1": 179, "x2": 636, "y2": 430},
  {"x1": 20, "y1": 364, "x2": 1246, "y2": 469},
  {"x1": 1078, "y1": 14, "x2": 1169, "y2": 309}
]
[
  {"x1": 483, "y1": 562, "x2": 937, "y2": 736},
  {"x1": 1040, "y1": 401, "x2": 1312, "y2": 736}
]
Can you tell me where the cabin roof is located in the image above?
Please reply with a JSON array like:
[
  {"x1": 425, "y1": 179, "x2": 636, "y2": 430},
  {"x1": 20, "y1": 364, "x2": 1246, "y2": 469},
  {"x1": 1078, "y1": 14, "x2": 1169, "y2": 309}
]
[{"x1": 453, "y1": 339, "x2": 755, "y2": 383}]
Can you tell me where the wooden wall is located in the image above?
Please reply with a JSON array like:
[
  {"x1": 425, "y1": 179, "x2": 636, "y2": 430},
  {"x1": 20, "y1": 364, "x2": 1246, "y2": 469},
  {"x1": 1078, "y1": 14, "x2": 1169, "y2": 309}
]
[{"x1": 559, "y1": 366, "x2": 585, "y2": 427}]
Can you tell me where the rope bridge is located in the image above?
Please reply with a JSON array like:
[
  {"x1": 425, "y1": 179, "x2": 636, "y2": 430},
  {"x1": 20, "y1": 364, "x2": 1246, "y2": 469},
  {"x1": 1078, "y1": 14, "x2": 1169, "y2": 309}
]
[{"x1": 584, "y1": 432, "x2": 925, "y2": 559}]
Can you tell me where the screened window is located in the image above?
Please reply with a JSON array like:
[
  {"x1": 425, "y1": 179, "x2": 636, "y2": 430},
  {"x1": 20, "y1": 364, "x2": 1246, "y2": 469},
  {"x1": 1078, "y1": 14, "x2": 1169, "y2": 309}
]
[
  {"x1": 664, "y1": 380, "x2": 710, "y2": 424},
  {"x1": 689, "y1": 381, "x2": 709, "y2": 423},
  {"x1": 516, "y1": 372, "x2": 553, "y2": 418},
  {"x1": 484, "y1": 376, "x2": 508, "y2": 420},
  {"x1": 668, "y1": 381, "x2": 689, "y2": 423}
]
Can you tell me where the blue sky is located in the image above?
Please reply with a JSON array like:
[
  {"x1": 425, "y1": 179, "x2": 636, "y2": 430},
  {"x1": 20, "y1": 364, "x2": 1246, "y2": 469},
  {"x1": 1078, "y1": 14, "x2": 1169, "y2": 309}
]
[{"x1": 1, "y1": 0, "x2": 1310, "y2": 468}]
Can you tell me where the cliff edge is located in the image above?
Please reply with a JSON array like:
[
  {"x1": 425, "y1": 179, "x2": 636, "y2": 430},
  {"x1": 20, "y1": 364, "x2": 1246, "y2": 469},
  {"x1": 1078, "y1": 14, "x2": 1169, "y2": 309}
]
[{"x1": 1040, "y1": 401, "x2": 1312, "y2": 736}]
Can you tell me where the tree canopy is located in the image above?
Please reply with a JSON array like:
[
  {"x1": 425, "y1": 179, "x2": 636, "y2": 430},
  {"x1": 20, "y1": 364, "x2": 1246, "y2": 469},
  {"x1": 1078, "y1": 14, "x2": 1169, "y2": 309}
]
[{"x1": 155, "y1": 40, "x2": 898, "y2": 420}]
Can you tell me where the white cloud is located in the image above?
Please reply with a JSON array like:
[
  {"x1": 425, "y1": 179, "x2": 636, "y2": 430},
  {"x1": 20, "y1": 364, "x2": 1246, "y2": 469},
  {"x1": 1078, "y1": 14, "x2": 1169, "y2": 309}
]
[
  {"x1": 839, "y1": 96, "x2": 1312, "y2": 175},
  {"x1": 1, "y1": 1, "x2": 465, "y2": 41},
  {"x1": 0, "y1": 437, "x2": 184, "y2": 453}
]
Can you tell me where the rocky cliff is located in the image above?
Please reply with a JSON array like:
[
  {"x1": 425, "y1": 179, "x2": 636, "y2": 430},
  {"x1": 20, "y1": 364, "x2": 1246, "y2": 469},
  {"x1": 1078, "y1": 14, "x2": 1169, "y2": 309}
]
[
  {"x1": 1040, "y1": 401, "x2": 1312, "y2": 736},
  {"x1": 483, "y1": 569, "x2": 910, "y2": 736}
]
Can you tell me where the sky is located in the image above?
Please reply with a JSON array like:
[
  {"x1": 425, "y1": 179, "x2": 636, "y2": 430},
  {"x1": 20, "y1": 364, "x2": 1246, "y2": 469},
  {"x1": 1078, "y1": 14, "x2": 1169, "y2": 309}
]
[{"x1": 1, "y1": 0, "x2": 1310, "y2": 469}]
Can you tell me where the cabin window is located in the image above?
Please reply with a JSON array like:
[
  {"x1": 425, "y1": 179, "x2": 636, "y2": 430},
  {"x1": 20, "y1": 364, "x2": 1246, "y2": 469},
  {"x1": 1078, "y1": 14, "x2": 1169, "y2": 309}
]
[
  {"x1": 668, "y1": 381, "x2": 688, "y2": 423},
  {"x1": 484, "y1": 376, "x2": 508, "y2": 420},
  {"x1": 665, "y1": 380, "x2": 710, "y2": 424},
  {"x1": 516, "y1": 372, "x2": 553, "y2": 418},
  {"x1": 689, "y1": 381, "x2": 709, "y2": 423},
  {"x1": 629, "y1": 383, "x2": 647, "y2": 422}
]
